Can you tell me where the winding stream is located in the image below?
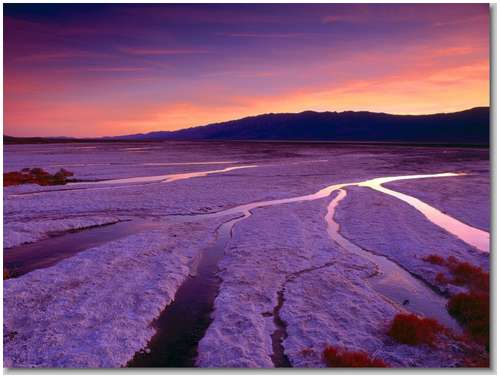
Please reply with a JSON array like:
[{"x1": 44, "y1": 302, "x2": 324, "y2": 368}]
[
  {"x1": 8, "y1": 165, "x2": 258, "y2": 197},
  {"x1": 359, "y1": 174, "x2": 489, "y2": 252},
  {"x1": 128, "y1": 213, "x2": 250, "y2": 367},
  {"x1": 76, "y1": 165, "x2": 257, "y2": 185},
  {"x1": 326, "y1": 189, "x2": 459, "y2": 330}
]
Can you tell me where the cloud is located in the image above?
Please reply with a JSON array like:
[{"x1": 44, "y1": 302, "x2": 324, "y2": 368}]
[
  {"x1": 81, "y1": 67, "x2": 149, "y2": 72},
  {"x1": 322, "y1": 14, "x2": 360, "y2": 24},
  {"x1": 431, "y1": 46, "x2": 477, "y2": 57},
  {"x1": 12, "y1": 50, "x2": 109, "y2": 63},
  {"x1": 118, "y1": 47, "x2": 211, "y2": 55},
  {"x1": 201, "y1": 70, "x2": 278, "y2": 79},
  {"x1": 218, "y1": 32, "x2": 316, "y2": 38}
]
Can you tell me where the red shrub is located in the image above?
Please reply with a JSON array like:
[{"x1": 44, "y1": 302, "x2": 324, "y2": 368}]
[
  {"x1": 449, "y1": 262, "x2": 489, "y2": 293},
  {"x1": 423, "y1": 254, "x2": 446, "y2": 265},
  {"x1": 4, "y1": 172, "x2": 30, "y2": 186},
  {"x1": 4, "y1": 168, "x2": 75, "y2": 187},
  {"x1": 435, "y1": 272, "x2": 448, "y2": 285},
  {"x1": 447, "y1": 292, "x2": 489, "y2": 347},
  {"x1": 323, "y1": 346, "x2": 387, "y2": 368},
  {"x1": 388, "y1": 313, "x2": 443, "y2": 346},
  {"x1": 426, "y1": 256, "x2": 489, "y2": 293}
]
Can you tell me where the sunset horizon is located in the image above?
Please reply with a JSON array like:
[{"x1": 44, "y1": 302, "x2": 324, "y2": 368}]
[
  {"x1": 5, "y1": 3, "x2": 489, "y2": 138},
  {"x1": 4, "y1": 105, "x2": 490, "y2": 139}
]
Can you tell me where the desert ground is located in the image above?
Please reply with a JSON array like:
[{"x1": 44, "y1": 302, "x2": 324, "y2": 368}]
[{"x1": 3, "y1": 141, "x2": 489, "y2": 368}]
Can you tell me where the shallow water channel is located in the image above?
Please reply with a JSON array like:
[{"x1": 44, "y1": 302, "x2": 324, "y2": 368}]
[
  {"x1": 4, "y1": 220, "x2": 162, "y2": 277},
  {"x1": 128, "y1": 213, "x2": 250, "y2": 367},
  {"x1": 326, "y1": 189, "x2": 459, "y2": 330}
]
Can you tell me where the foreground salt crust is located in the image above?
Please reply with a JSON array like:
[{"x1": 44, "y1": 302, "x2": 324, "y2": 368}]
[
  {"x1": 3, "y1": 143, "x2": 490, "y2": 368},
  {"x1": 197, "y1": 199, "x2": 467, "y2": 368},
  {"x1": 4, "y1": 218, "x2": 223, "y2": 367}
]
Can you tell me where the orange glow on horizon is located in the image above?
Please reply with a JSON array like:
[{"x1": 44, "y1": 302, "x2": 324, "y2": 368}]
[{"x1": 4, "y1": 4, "x2": 490, "y2": 137}]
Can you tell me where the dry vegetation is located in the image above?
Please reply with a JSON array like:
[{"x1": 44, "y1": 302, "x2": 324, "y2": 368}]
[
  {"x1": 423, "y1": 254, "x2": 489, "y2": 351},
  {"x1": 322, "y1": 346, "x2": 388, "y2": 368},
  {"x1": 388, "y1": 313, "x2": 444, "y2": 346},
  {"x1": 4, "y1": 168, "x2": 74, "y2": 186}
]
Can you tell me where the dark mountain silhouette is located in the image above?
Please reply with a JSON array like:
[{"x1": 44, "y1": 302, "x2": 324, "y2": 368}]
[
  {"x1": 108, "y1": 107, "x2": 489, "y2": 145},
  {"x1": 5, "y1": 107, "x2": 489, "y2": 145}
]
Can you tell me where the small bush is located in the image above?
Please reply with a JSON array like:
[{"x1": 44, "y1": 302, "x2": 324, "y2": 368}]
[
  {"x1": 323, "y1": 346, "x2": 387, "y2": 367},
  {"x1": 3, "y1": 268, "x2": 10, "y2": 280},
  {"x1": 423, "y1": 254, "x2": 446, "y2": 265},
  {"x1": 425, "y1": 256, "x2": 489, "y2": 294},
  {"x1": 448, "y1": 262, "x2": 489, "y2": 293},
  {"x1": 435, "y1": 272, "x2": 448, "y2": 285},
  {"x1": 447, "y1": 292, "x2": 489, "y2": 347},
  {"x1": 4, "y1": 167, "x2": 75, "y2": 187},
  {"x1": 388, "y1": 313, "x2": 443, "y2": 346}
]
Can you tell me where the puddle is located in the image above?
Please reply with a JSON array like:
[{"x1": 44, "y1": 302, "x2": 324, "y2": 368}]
[
  {"x1": 4, "y1": 221, "x2": 162, "y2": 278},
  {"x1": 326, "y1": 189, "x2": 459, "y2": 330},
  {"x1": 128, "y1": 213, "x2": 249, "y2": 367}
]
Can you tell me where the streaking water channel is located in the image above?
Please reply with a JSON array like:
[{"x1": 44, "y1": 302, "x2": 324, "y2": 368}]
[{"x1": 325, "y1": 189, "x2": 459, "y2": 330}]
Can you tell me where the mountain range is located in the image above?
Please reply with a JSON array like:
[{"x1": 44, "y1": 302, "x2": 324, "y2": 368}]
[
  {"x1": 106, "y1": 107, "x2": 489, "y2": 145},
  {"x1": 5, "y1": 107, "x2": 489, "y2": 145}
]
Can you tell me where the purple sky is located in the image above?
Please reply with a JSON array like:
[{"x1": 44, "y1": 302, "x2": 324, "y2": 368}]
[{"x1": 5, "y1": 4, "x2": 490, "y2": 137}]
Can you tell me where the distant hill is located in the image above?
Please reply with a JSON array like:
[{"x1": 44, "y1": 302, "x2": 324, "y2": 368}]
[
  {"x1": 107, "y1": 107, "x2": 489, "y2": 145},
  {"x1": 3, "y1": 135, "x2": 141, "y2": 145},
  {"x1": 4, "y1": 135, "x2": 78, "y2": 144},
  {"x1": 5, "y1": 107, "x2": 489, "y2": 145}
]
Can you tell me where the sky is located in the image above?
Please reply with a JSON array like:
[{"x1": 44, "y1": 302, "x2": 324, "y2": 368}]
[{"x1": 4, "y1": 4, "x2": 490, "y2": 137}]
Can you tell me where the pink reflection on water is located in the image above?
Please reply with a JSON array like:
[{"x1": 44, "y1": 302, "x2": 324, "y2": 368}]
[
  {"x1": 83, "y1": 165, "x2": 257, "y2": 185},
  {"x1": 359, "y1": 173, "x2": 489, "y2": 253}
]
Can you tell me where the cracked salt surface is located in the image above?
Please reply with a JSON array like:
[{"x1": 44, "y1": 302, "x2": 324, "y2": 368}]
[{"x1": 3, "y1": 143, "x2": 489, "y2": 368}]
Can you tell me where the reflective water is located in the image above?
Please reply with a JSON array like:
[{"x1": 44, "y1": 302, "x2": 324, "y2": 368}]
[
  {"x1": 4, "y1": 220, "x2": 162, "y2": 277},
  {"x1": 78, "y1": 165, "x2": 257, "y2": 185},
  {"x1": 128, "y1": 214, "x2": 249, "y2": 367},
  {"x1": 202, "y1": 172, "x2": 489, "y2": 253},
  {"x1": 359, "y1": 173, "x2": 489, "y2": 252},
  {"x1": 326, "y1": 189, "x2": 459, "y2": 330}
]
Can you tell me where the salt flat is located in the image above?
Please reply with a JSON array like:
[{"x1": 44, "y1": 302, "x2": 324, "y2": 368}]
[{"x1": 3, "y1": 141, "x2": 489, "y2": 367}]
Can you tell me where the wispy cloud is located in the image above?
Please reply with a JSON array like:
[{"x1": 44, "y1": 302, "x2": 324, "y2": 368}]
[
  {"x1": 322, "y1": 15, "x2": 360, "y2": 24},
  {"x1": 432, "y1": 46, "x2": 477, "y2": 57},
  {"x1": 118, "y1": 47, "x2": 211, "y2": 55},
  {"x1": 13, "y1": 50, "x2": 109, "y2": 63},
  {"x1": 218, "y1": 32, "x2": 315, "y2": 38},
  {"x1": 201, "y1": 70, "x2": 277, "y2": 79},
  {"x1": 82, "y1": 66, "x2": 149, "y2": 72}
]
